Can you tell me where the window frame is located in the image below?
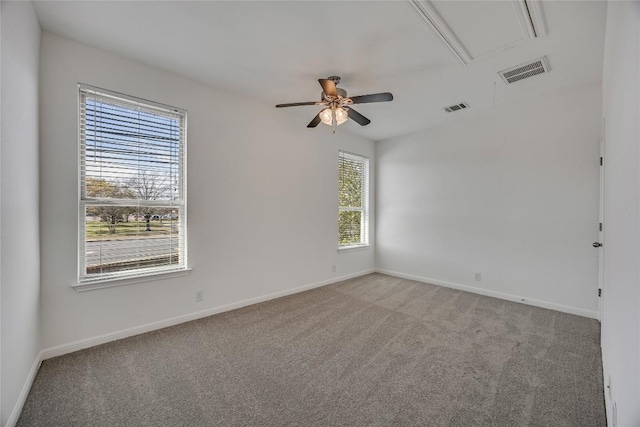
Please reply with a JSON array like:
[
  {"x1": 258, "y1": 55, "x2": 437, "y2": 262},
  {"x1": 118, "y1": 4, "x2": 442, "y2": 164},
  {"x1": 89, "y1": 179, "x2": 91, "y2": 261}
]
[
  {"x1": 76, "y1": 84, "x2": 188, "y2": 288},
  {"x1": 338, "y1": 150, "x2": 370, "y2": 250}
]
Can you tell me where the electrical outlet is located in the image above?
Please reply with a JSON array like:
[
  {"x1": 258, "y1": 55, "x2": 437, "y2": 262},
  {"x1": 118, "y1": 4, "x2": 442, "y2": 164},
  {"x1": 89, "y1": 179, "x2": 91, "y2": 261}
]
[
  {"x1": 474, "y1": 272, "x2": 482, "y2": 281},
  {"x1": 195, "y1": 290, "x2": 204, "y2": 302},
  {"x1": 332, "y1": 265, "x2": 336, "y2": 273}
]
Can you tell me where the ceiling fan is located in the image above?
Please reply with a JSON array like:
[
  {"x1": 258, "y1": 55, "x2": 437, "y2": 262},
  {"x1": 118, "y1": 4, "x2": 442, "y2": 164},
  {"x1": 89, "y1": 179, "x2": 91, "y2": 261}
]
[{"x1": 275, "y1": 76, "x2": 393, "y2": 131}]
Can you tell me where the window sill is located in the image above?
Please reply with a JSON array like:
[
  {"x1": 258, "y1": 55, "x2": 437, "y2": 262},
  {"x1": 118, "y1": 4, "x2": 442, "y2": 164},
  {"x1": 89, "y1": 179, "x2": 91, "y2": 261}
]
[
  {"x1": 73, "y1": 268, "x2": 192, "y2": 292},
  {"x1": 338, "y1": 245, "x2": 370, "y2": 253}
]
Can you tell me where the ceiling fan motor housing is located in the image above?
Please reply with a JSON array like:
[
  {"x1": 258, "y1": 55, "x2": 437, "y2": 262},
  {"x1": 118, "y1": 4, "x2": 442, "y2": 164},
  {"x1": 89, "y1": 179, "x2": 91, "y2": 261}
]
[
  {"x1": 322, "y1": 88, "x2": 347, "y2": 100},
  {"x1": 321, "y1": 76, "x2": 347, "y2": 99},
  {"x1": 327, "y1": 75, "x2": 341, "y2": 85}
]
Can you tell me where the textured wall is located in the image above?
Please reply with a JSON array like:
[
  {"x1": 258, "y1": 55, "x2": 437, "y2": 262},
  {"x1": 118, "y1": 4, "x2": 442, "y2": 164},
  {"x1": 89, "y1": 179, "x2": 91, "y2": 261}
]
[
  {"x1": 1, "y1": 2, "x2": 42, "y2": 425},
  {"x1": 39, "y1": 32, "x2": 375, "y2": 351},
  {"x1": 600, "y1": 1, "x2": 640, "y2": 425},
  {"x1": 377, "y1": 86, "x2": 602, "y2": 318}
]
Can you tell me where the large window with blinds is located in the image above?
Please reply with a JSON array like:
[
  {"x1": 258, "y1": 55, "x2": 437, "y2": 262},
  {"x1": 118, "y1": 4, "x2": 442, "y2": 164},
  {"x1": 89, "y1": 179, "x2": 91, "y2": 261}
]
[
  {"x1": 338, "y1": 151, "x2": 369, "y2": 248},
  {"x1": 78, "y1": 84, "x2": 187, "y2": 284}
]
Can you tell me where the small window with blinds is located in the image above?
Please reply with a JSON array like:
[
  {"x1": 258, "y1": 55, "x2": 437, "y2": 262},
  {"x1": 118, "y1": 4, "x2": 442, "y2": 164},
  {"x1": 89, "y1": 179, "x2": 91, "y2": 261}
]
[
  {"x1": 338, "y1": 151, "x2": 369, "y2": 248},
  {"x1": 78, "y1": 84, "x2": 187, "y2": 284}
]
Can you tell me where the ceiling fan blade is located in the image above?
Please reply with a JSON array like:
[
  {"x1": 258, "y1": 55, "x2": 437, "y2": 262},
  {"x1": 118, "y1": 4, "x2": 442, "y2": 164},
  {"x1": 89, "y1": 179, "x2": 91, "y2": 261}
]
[
  {"x1": 346, "y1": 108, "x2": 371, "y2": 126},
  {"x1": 349, "y1": 92, "x2": 394, "y2": 104},
  {"x1": 318, "y1": 79, "x2": 338, "y2": 97},
  {"x1": 307, "y1": 113, "x2": 322, "y2": 128},
  {"x1": 276, "y1": 101, "x2": 320, "y2": 108}
]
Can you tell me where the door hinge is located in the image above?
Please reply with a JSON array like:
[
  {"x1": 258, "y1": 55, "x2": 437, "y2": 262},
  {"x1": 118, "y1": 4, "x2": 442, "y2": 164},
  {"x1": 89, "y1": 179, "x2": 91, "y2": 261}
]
[
  {"x1": 600, "y1": 157, "x2": 603, "y2": 166},
  {"x1": 598, "y1": 288, "x2": 602, "y2": 297},
  {"x1": 599, "y1": 223, "x2": 603, "y2": 232}
]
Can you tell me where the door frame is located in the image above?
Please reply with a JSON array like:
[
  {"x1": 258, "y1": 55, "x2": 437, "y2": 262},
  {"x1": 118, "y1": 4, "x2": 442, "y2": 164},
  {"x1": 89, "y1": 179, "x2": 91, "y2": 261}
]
[{"x1": 598, "y1": 118, "x2": 605, "y2": 321}]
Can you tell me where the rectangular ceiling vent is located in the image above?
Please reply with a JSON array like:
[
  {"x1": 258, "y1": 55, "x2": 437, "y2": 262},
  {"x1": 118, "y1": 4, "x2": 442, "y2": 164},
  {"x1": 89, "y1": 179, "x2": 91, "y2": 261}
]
[
  {"x1": 444, "y1": 102, "x2": 469, "y2": 113},
  {"x1": 498, "y1": 56, "x2": 550, "y2": 85}
]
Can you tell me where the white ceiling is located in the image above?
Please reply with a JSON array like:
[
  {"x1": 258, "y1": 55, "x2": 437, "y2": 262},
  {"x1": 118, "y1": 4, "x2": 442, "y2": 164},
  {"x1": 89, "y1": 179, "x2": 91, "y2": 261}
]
[{"x1": 33, "y1": 1, "x2": 607, "y2": 142}]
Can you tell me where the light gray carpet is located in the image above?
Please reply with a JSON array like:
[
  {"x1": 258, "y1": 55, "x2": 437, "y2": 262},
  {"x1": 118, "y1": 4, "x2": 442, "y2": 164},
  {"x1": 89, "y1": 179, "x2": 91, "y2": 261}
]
[{"x1": 17, "y1": 273, "x2": 605, "y2": 426}]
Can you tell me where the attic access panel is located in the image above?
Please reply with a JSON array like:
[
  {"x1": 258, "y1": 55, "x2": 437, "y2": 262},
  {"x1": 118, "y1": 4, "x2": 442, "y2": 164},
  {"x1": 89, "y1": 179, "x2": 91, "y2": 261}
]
[
  {"x1": 407, "y1": 0, "x2": 547, "y2": 65},
  {"x1": 430, "y1": 1, "x2": 526, "y2": 58}
]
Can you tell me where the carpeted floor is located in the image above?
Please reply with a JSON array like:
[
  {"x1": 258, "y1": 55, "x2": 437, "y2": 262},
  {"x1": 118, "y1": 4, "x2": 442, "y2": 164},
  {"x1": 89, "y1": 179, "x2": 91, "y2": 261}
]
[{"x1": 17, "y1": 273, "x2": 605, "y2": 426}]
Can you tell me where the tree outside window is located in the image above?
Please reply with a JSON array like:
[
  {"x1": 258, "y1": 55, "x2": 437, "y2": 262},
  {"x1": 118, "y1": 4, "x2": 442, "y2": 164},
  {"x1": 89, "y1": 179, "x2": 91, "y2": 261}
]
[{"x1": 338, "y1": 151, "x2": 369, "y2": 247}]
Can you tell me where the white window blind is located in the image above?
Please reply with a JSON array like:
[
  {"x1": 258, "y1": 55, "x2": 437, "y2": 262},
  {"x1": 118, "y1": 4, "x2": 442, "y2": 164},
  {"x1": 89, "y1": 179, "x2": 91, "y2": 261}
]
[
  {"x1": 338, "y1": 151, "x2": 369, "y2": 247},
  {"x1": 78, "y1": 84, "x2": 187, "y2": 284}
]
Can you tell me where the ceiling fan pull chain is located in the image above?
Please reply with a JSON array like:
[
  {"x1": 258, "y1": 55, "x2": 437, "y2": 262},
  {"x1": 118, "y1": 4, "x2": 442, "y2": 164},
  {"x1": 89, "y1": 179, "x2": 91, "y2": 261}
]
[{"x1": 332, "y1": 105, "x2": 337, "y2": 133}]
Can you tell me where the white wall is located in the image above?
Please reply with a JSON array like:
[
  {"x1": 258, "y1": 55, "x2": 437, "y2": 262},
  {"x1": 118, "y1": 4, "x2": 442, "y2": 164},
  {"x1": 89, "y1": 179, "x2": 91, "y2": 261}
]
[
  {"x1": 0, "y1": 2, "x2": 42, "y2": 426},
  {"x1": 39, "y1": 32, "x2": 375, "y2": 352},
  {"x1": 600, "y1": 2, "x2": 640, "y2": 425},
  {"x1": 377, "y1": 86, "x2": 602, "y2": 318}
]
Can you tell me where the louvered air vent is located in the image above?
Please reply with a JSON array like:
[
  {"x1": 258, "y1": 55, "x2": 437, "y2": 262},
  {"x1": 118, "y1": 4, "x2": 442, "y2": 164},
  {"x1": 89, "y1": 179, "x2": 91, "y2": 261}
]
[
  {"x1": 444, "y1": 102, "x2": 469, "y2": 113},
  {"x1": 498, "y1": 56, "x2": 550, "y2": 85}
]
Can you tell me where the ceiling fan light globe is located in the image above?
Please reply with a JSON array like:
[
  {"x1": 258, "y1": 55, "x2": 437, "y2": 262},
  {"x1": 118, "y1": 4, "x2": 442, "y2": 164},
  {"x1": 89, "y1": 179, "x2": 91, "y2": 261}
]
[
  {"x1": 319, "y1": 108, "x2": 333, "y2": 126},
  {"x1": 335, "y1": 107, "x2": 348, "y2": 125}
]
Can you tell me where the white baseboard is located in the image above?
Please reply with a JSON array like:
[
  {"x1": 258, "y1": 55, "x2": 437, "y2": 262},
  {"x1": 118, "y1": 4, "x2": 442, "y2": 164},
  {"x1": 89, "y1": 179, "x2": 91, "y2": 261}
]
[
  {"x1": 5, "y1": 351, "x2": 43, "y2": 427},
  {"x1": 41, "y1": 269, "x2": 375, "y2": 360},
  {"x1": 376, "y1": 269, "x2": 599, "y2": 319}
]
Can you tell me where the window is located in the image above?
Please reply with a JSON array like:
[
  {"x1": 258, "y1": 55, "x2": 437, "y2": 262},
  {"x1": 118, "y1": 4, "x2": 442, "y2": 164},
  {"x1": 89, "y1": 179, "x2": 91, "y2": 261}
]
[
  {"x1": 338, "y1": 151, "x2": 369, "y2": 248},
  {"x1": 78, "y1": 84, "x2": 187, "y2": 284}
]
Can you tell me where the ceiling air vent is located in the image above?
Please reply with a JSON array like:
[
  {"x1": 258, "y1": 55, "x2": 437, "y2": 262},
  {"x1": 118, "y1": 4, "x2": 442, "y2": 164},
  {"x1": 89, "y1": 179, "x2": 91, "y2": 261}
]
[
  {"x1": 498, "y1": 56, "x2": 550, "y2": 85},
  {"x1": 444, "y1": 102, "x2": 469, "y2": 113}
]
